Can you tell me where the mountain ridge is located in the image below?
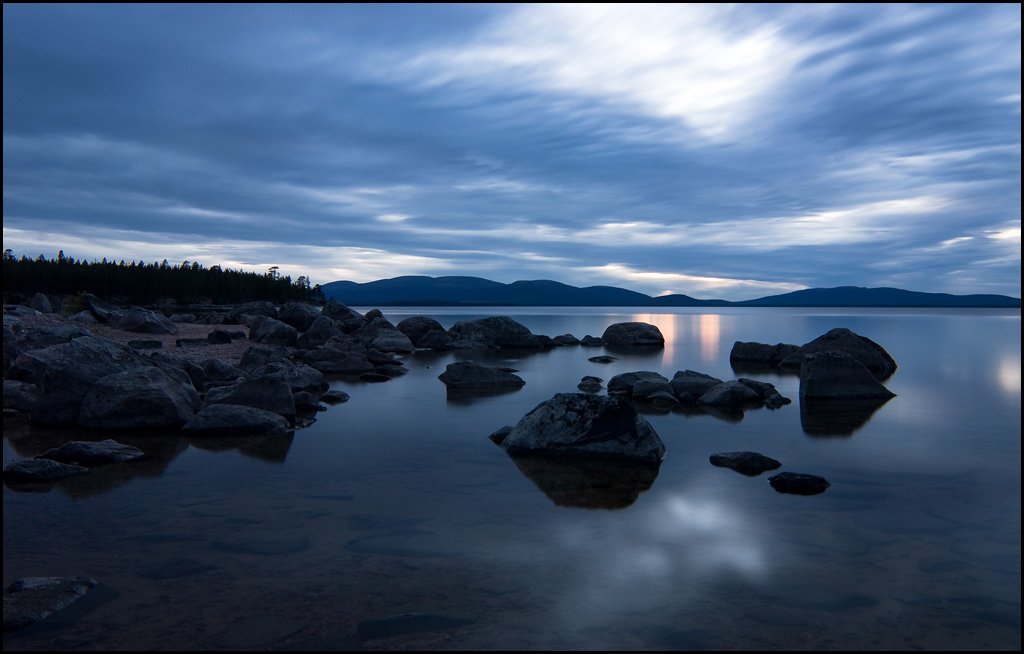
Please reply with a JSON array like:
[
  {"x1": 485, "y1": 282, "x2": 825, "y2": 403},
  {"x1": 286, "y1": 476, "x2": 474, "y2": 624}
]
[{"x1": 320, "y1": 276, "x2": 1021, "y2": 308}]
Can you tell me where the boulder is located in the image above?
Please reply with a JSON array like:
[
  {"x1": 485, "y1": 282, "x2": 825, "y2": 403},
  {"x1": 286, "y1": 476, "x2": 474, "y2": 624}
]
[
  {"x1": 737, "y1": 378, "x2": 792, "y2": 408},
  {"x1": 780, "y1": 328, "x2": 897, "y2": 379},
  {"x1": 3, "y1": 459, "x2": 90, "y2": 484},
  {"x1": 580, "y1": 335, "x2": 605, "y2": 346},
  {"x1": 6, "y1": 336, "x2": 146, "y2": 425},
  {"x1": 320, "y1": 389, "x2": 350, "y2": 405},
  {"x1": 364, "y1": 308, "x2": 384, "y2": 320},
  {"x1": 670, "y1": 370, "x2": 724, "y2": 403},
  {"x1": 246, "y1": 360, "x2": 327, "y2": 394},
  {"x1": 368, "y1": 328, "x2": 415, "y2": 354},
  {"x1": 607, "y1": 371, "x2": 668, "y2": 396},
  {"x1": 729, "y1": 341, "x2": 799, "y2": 366},
  {"x1": 148, "y1": 352, "x2": 206, "y2": 391},
  {"x1": 488, "y1": 425, "x2": 513, "y2": 445},
  {"x1": 632, "y1": 378, "x2": 675, "y2": 403},
  {"x1": 768, "y1": 472, "x2": 830, "y2": 495},
  {"x1": 552, "y1": 334, "x2": 580, "y2": 346},
  {"x1": 239, "y1": 344, "x2": 291, "y2": 373},
  {"x1": 577, "y1": 376, "x2": 603, "y2": 393},
  {"x1": 710, "y1": 451, "x2": 782, "y2": 476},
  {"x1": 14, "y1": 323, "x2": 91, "y2": 353},
  {"x1": 81, "y1": 293, "x2": 122, "y2": 322},
  {"x1": 206, "y1": 329, "x2": 233, "y2": 345},
  {"x1": 293, "y1": 391, "x2": 323, "y2": 413},
  {"x1": 38, "y1": 439, "x2": 145, "y2": 465},
  {"x1": 248, "y1": 315, "x2": 298, "y2": 346},
  {"x1": 298, "y1": 342, "x2": 373, "y2": 374},
  {"x1": 3, "y1": 380, "x2": 39, "y2": 413},
  {"x1": 322, "y1": 299, "x2": 365, "y2": 323},
  {"x1": 447, "y1": 316, "x2": 542, "y2": 349},
  {"x1": 2, "y1": 576, "x2": 98, "y2": 631},
  {"x1": 417, "y1": 329, "x2": 454, "y2": 350},
  {"x1": 78, "y1": 367, "x2": 200, "y2": 430},
  {"x1": 647, "y1": 391, "x2": 679, "y2": 408},
  {"x1": 113, "y1": 308, "x2": 178, "y2": 335},
  {"x1": 799, "y1": 351, "x2": 897, "y2": 400},
  {"x1": 601, "y1": 322, "x2": 664, "y2": 347},
  {"x1": 437, "y1": 361, "x2": 526, "y2": 391},
  {"x1": 500, "y1": 393, "x2": 665, "y2": 463},
  {"x1": 28, "y1": 292, "x2": 54, "y2": 313},
  {"x1": 228, "y1": 301, "x2": 278, "y2": 323},
  {"x1": 698, "y1": 381, "x2": 763, "y2": 409},
  {"x1": 278, "y1": 302, "x2": 320, "y2": 331},
  {"x1": 68, "y1": 310, "x2": 98, "y2": 326},
  {"x1": 203, "y1": 378, "x2": 296, "y2": 423},
  {"x1": 588, "y1": 355, "x2": 618, "y2": 363},
  {"x1": 200, "y1": 358, "x2": 243, "y2": 384},
  {"x1": 396, "y1": 316, "x2": 446, "y2": 346},
  {"x1": 182, "y1": 404, "x2": 291, "y2": 437},
  {"x1": 296, "y1": 315, "x2": 343, "y2": 350}
]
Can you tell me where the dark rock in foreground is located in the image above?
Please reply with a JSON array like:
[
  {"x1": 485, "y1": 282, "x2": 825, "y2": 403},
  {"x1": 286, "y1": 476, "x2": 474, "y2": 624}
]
[
  {"x1": 3, "y1": 459, "x2": 90, "y2": 483},
  {"x1": 799, "y1": 351, "x2": 897, "y2": 400},
  {"x1": 447, "y1": 316, "x2": 541, "y2": 350},
  {"x1": 710, "y1": 451, "x2": 782, "y2": 476},
  {"x1": 3, "y1": 576, "x2": 98, "y2": 631},
  {"x1": 204, "y1": 378, "x2": 296, "y2": 423},
  {"x1": 698, "y1": 380, "x2": 762, "y2": 409},
  {"x1": 248, "y1": 315, "x2": 298, "y2": 346},
  {"x1": 438, "y1": 361, "x2": 525, "y2": 391},
  {"x1": 488, "y1": 425, "x2": 513, "y2": 445},
  {"x1": 182, "y1": 404, "x2": 291, "y2": 437},
  {"x1": 768, "y1": 472, "x2": 830, "y2": 495},
  {"x1": 39, "y1": 439, "x2": 145, "y2": 466},
  {"x1": 781, "y1": 327, "x2": 898, "y2": 379},
  {"x1": 501, "y1": 393, "x2": 665, "y2": 463},
  {"x1": 730, "y1": 341, "x2": 799, "y2": 366},
  {"x1": 602, "y1": 322, "x2": 664, "y2": 347},
  {"x1": 397, "y1": 316, "x2": 446, "y2": 346},
  {"x1": 78, "y1": 367, "x2": 200, "y2": 430},
  {"x1": 670, "y1": 370, "x2": 724, "y2": 403}
]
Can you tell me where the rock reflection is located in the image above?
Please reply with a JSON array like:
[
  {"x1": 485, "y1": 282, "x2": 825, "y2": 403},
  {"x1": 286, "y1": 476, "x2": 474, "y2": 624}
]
[
  {"x1": 508, "y1": 454, "x2": 661, "y2": 510},
  {"x1": 185, "y1": 432, "x2": 295, "y2": 463},
  {"x1": 800, "y1": 396, "x2": 892, "y2": 437}
]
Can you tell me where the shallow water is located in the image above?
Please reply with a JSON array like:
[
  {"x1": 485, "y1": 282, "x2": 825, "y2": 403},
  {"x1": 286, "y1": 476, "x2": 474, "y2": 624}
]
[{"x1": 3, "y1": 307, "x2": 1020, "y2": 650}]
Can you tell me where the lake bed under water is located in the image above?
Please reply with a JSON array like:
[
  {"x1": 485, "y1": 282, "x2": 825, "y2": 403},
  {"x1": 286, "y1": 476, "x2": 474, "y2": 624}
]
[{"x1": 3, "y1": 307, "x2": 1020, "y2": 650}]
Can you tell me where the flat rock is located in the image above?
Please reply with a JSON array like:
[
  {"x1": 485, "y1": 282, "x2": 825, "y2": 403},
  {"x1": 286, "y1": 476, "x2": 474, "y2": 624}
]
[
  {"x1": 501, "y1": 392, "x2": 665, "y2": 463},
  {"x1": 3, "y1": 576, "x2": 98, "y2": 631},
  {"x1": 39, "y1": 439, "x2": 145, "y2": 465},
  {"x1": 3, "y1": 459, "x2": 90, "y2": 483},
  {"x1": 438, "y1": 361, "x2": 525, "y2": 391},
  {"x1": 769, "y1": 472, "x2": 830, "y2": 495},
  {"x1": 588, "y1": 355, "x2": 618, "y2": 363},
  {"x1": 710, "y1": 451, "x2": 782, "y2": 476}
]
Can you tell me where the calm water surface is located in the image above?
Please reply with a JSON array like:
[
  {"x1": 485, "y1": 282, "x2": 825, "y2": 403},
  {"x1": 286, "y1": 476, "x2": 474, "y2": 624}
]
[{"x1": 3, "y1": 308, "x2": 1020, "y2": 650}]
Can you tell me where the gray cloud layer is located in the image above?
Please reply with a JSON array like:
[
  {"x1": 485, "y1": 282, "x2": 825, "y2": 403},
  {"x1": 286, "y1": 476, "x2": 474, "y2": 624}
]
[{"x1": 3, "y1": 4, "x2": 1020, "y2": 299}]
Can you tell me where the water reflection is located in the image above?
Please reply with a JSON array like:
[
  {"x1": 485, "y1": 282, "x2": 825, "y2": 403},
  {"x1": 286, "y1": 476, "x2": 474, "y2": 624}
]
[
  {"x1": 997, "y1": 356, "x2": 1021, "y2": 395},
  {"x1": 696, "y1": 314, "x2": 721, "y2": 364},
  {"x1": 800, "y1": 396, "x2": 893, "y2": 437},
  {"x1": 508, "y1": 454, "x2": 661, "y2": 509},
  {"x1": 185, "y1": 432, "x2": 295, "y2": 463},
  {"x1": 626, "y1": 312, "x2": 678, "y2": 362}
]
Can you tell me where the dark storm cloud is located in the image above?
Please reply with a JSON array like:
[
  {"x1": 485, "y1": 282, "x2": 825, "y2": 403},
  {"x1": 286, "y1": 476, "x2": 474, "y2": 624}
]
[{"x1": 3, "y1": 4, "x2": 1019, "y2": 299}]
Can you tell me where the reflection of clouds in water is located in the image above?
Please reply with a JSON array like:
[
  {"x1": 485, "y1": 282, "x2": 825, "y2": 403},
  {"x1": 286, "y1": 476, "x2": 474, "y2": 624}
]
[
  {"x1": 548, "y1": 491, "x2": 768, "y2": 624},
  {"x1": 997, "y1": 356, "x2": 1020, "y2": 395}
]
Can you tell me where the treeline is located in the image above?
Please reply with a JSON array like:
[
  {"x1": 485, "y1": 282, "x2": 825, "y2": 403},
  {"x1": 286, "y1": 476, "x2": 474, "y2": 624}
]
[{"x1": 2, "y1": 249, "x2": 324, "y2": 305}]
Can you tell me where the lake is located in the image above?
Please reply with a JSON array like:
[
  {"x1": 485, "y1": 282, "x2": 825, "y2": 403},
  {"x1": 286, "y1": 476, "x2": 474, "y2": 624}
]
[{"x1": 3, "y1": 307, "x2": 1020, "y2": 650}]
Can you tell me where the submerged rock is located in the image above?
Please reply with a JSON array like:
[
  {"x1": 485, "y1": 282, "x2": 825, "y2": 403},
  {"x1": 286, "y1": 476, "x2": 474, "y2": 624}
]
[
  {"x1": 3, "y1": 459, "x2": 90, "y2": 483},
  {"x1": 710, "y1": 451, "x2": 782, "y2": 476},
  {"x1": 768, "y1": 472, "x2": 830, "y2": 495},
  {"x1": 500, "y1": 392, "x2": 665, "y2": 463},
  {"x1": 39, "y1": 439, "x2": 145, "y2": 466},
  {"x1": 3, "y1": 576, "x2": 98, "y2": 631}
]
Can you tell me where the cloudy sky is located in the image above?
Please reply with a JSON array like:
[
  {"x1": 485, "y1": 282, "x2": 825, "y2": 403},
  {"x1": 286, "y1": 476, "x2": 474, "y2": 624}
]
[{"x1": 3, "y1": 4, "x2": 1020, "y2": 300}]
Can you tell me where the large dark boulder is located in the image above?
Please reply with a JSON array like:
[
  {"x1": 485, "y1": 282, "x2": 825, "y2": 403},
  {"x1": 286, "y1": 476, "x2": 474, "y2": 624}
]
[
  {"x1": 781, "y1": 328, "x2": 897, "y2": 379},
  {"x1": 601, "y1": 322, "x2": 664, "y2": 347},
  {"x1": 14, "y1": 323, "x2": 91, "y2": 354},
  {"x1": 297, "y1": 341, "x2": 373, "y2": 374},
  {"x1": 2, "y1": 576, "x2": 98, "y2": 631},
  {"x1": 417, "y1": 329, "x2": 454, "y2": 350},
  {"x1": 730, "y1": 341, "x2": 799, "y2": 366},
  {"x1": 278, "y1": 303, "x2": 320, "y2": 331},
  {"x1": 39, "y1": 439, "x2": 145, "y2": 465},
  {"x1": 3, "y1": 380, "x2": 39, "y2": 413},
  {"x1": 607, "y1": 371, "x2": 668, "y2": 396},
  {"x1": 113, "y1": 308, "x2": 178, "y2": 335},
  {"x1": 737, "y1": 378, "x2": 791, "y2": 409},
  {"x1": 246, "y1": 360, "x2": 327, "y2": 394},
  {"x1": 396, "y1": 316, "x2": 446, "y2": 346},
  {"x1": 203, "y1": 378, "x2": 296, "y2": 423},
  {"x1": 200, "y1": 358, "x2": 243, "y2": 384},
  {"x1": 182, "y1": 404, "x2": 291, "y2": 437},
  {"x1": 669, "y1": 370, "x2": 723, "y2": 402},
  {"x1": 28, "y1": 292, "x2": 54, "y2": 313},
  {"x1": 632, "y1": 378, "x2": 675, "y2": 403},
  {"x1": 81, "y1": 293, "x2": 122, "y2": 322},
  {"x1": 448, "y1": 316, "x2": 542, "y2": 349},
  {"x1": 296, "y1": 315, "x2": 344, "y2": 350},
  {"x1": 361, "y1": 318, "x2": 414, "y2": 354},
  {"x1": 248, "y1": 315, "x2": 298, "y2": 346},
  {"x1": 78, "y1": 367, "x2": 200, "y2": 430},
  {"x1": 500, "y1": 393, "x2": 665, "y2": 463},
  {"x1": 437, "y1": 361, "x2": 526, "y2": 391},
  {"x1": 710, "y1": 451, "x2": 781, "y2": 476},
  {"x1": 698, "y1": 381, "x2": 762, "y2": 409},
  {"x1": 238, "y1": 344, "x2": 291, "y2": 373},
  {"x1": 322, "y1": 299, "x2": 365, "y2": 324},
  {"x1": 6, "y1": 336, "x2": 145, "y2": 425},
  {"x1": 799, "y1": 351, "x2": 897, "y2": 400}
]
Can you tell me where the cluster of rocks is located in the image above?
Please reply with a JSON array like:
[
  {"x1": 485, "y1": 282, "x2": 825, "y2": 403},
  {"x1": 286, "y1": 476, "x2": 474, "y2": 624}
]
[
  {"x1": 4, "y1": 439, "x2": 145, "y2": 484},
  {"x1": 594, "y1": 369, "x2": 791, "y2": 413}
]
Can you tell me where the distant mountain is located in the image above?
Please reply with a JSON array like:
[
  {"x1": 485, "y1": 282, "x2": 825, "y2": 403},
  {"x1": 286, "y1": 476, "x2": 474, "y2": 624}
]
[{"x1": 320, "y1": 276, "x2": 1021, "y2": 308}]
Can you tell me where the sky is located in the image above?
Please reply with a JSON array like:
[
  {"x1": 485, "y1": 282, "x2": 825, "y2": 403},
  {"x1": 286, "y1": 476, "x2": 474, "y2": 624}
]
[{"x1": 3, "y1": 4, "x2": 1020, "y2": 301}]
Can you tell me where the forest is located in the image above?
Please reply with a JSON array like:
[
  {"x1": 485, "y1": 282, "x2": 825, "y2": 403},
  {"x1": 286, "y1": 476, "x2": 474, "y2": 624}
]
[{"x1": 2, "y1": 249, "x2": 324, "y2": 305}]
